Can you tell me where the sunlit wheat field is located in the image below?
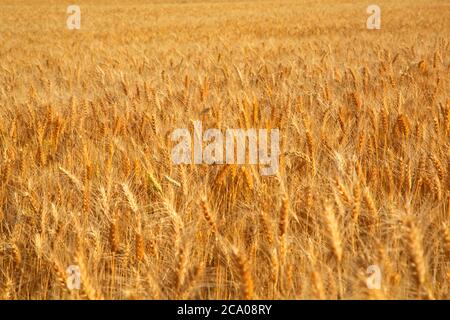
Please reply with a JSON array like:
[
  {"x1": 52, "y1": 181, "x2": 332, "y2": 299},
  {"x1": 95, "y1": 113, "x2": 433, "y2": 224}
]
[{"x1": 0, "y1": 0, "x2": 449, "y2": 299}]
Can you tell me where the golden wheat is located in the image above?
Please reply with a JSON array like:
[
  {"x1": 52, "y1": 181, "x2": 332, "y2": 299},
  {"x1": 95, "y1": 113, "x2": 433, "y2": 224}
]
[{"x1": 0, "y1": 0, "x2": 448, "y2": 300}]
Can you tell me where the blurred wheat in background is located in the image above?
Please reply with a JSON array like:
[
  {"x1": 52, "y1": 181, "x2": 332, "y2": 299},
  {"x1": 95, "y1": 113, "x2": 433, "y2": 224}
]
[{"x1": 0, "y1": 0, "x2": 449, "y2": 299}]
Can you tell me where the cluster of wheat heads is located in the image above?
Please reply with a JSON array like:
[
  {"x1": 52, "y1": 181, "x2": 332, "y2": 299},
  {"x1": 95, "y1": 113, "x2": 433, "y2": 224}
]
[{"x1": 0, "y1": 0, "x2": 449, "y2": 299}]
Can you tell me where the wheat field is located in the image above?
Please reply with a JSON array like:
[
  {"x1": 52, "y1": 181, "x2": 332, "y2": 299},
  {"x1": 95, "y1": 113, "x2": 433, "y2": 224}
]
[{"x1": 0, "y1": 0, "x2": 449, "y2": 300}]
